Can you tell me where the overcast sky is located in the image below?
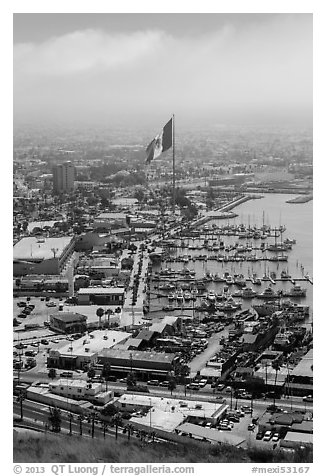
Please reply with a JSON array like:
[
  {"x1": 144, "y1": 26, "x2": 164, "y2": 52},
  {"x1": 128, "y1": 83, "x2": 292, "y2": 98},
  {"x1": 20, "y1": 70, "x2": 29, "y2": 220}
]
[{"x1": 13, "y1": 13, "x2": 312, "y2": 127}]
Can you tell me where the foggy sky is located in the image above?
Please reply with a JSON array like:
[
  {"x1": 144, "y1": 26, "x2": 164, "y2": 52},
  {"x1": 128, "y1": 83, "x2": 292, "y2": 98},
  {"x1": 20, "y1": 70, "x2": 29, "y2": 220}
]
[{"x1": 13, "y1": 13, "x2": 312, "y2": 127}]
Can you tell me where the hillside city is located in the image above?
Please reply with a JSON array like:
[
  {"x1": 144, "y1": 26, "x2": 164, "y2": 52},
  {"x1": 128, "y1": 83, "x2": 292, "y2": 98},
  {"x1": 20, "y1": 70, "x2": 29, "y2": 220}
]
[{"x1": 13, "y1": 123, "x2": 313, "y2": 460}]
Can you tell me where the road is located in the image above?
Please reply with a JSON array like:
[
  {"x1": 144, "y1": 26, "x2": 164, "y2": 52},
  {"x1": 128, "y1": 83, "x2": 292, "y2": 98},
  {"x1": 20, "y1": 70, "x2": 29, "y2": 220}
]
[{"x1": 188, "y1": 326, "x2": 231, "y2": 376}]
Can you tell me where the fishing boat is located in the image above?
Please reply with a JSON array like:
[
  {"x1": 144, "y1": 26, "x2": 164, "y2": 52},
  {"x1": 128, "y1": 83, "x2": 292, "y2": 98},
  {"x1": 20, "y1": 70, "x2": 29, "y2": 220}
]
[{"x1": 253, "y1": 301, "x2": 279, "y2": 317}]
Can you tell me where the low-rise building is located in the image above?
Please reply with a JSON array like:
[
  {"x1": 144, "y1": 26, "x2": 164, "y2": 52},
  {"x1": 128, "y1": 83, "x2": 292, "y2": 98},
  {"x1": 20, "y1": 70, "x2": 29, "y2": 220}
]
[
  {"x1": 77, "y1": 287, "x2": 125, "y2": 305},
  {"x1": 97, "y1": 348, "x2": 178, "y2": 379},
  {"x1": 49, "y1": 312, "x2": 87, "y2": 334},
  {"x1": 49, "y1": 378, "x2": 113, "y2": 405},
  {"x1": 13, "y1": 236, "x2": 75, "y2": 276},
  {"x1": 47, "y1": 329, "x2": 131, "y2": 370}
]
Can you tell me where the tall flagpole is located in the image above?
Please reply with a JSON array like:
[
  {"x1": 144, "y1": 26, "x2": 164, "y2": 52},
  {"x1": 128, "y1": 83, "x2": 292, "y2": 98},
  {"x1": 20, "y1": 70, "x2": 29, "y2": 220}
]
[{"x1": 172, "y1": 114, "x2": 175, "y2": 214}]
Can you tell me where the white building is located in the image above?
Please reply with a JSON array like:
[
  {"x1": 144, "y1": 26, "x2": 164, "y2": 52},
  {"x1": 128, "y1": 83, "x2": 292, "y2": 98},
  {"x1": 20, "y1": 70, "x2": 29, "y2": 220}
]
[{"x1": 49, "y1": 378, "x2": 113, "y2": 405}]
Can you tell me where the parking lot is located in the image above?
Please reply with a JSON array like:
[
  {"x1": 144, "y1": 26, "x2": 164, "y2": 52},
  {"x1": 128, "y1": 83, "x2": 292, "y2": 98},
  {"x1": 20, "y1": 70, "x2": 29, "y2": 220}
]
[{"x1": 13, "y1": 296, "x2": 61, "y2": 331}]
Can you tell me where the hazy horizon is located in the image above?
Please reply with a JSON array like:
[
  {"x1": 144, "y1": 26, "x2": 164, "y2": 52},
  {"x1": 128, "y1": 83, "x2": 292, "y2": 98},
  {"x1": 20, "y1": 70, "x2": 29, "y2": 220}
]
[{"x1": 14, "y1": 13, "x2": 312, "y2": 128}]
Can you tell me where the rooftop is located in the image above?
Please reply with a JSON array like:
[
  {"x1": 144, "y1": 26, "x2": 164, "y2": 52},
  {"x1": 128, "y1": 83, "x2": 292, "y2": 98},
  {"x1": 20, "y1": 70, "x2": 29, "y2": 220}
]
[
  {"x1": 51, "y1": 330, "x2": 131, "y2": 358},
  {"x1": 13, "y1": 236, "x2": 74, "y2": 261},
  {"x1": 291, "y1": 349, "x2": 313, "y2": 378},
  {"x1": 177, "y1": 422, "x2": 246, "y2": 446},
  {"x1": 98, "y1": 348, "x2": 176, "y2": 364},
  {"x1": 78, "y1": 287, "x2": 125, "y2": 295},
  {"x1": 50, "y1": 312, "x2": 87, "y2": 323}
]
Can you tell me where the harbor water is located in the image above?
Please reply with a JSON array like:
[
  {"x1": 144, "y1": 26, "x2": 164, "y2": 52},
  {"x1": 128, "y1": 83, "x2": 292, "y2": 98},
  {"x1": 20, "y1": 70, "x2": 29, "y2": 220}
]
[{"x1": 150, "y1": 193, "x2": 313, "y2": 323}]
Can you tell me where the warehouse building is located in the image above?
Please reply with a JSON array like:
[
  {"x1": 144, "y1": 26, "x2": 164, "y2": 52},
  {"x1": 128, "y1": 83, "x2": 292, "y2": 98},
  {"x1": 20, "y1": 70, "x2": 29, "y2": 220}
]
[
  {"x1": 47, "y1": 329, "x2": 131, "y2": 370},
  {"x1": 97, "y1": 348, "x2": 178, "y2": 379},
  {"x1": 13, "y1": 236, "x2": 75, "y2": 275},
  {"x1": 77, "y1": 287, "x2": 125, "y2": 305}
]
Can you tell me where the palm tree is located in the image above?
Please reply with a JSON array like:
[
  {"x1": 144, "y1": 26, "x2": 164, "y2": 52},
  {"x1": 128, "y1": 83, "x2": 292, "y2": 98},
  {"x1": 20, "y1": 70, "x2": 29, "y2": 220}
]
[
  {"x1": 87, "y1": 365, "x2": 96, "y2": 380},
  {"x1": 272, "y1": 361, "x2": 281, "y2": 407},
  {"x1": 112, "y1": 412, "x2": 122, "y2": 440},
  {"x1": 168, "y1": 377, "x2": 177, "y2": 396},
  {"x1": 126, "y1": 372, "x2": 137, "y2": 389},
  {"x1": 48, "y1": 368, "x2": 57, "y2": 380},
  {"x1": 48, "y1": 406, "x2": 61, "y2": 433},
  {"x1": 101, "y1": 363, "x2": 111, "y2": 391},
  {"x1": 96, "y1": 307, "x2": 105, "y2": 328}
]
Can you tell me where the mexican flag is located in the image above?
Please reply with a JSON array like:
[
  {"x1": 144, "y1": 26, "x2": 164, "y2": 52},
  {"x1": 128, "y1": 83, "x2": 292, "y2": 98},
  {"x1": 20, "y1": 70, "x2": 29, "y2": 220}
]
[{"x1": 146, "y1": 118, "x2": 173, "y2": 164}]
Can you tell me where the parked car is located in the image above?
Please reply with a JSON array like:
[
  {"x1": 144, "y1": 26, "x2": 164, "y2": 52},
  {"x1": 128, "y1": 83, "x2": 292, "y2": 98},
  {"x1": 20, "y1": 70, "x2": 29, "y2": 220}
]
[
  {"x1": 218, "y1": 424, "x2": 231, "y2": 431},
  {"x1": 46, "y1": 301, "x2": 56, "y2": 307},
  {"x1": 18, "y1": 313, "x2": 27, "y2": 319},
  {"x1": 256, "y1": 431, "x2": 264, "y2": 440},
  {"x1": 41, "y1": 339, "x2": 49, "y2": 345},
  {"x1": 263, "y1": 431, "x2": 273, "y2": 441},
  {"x1": 147, "y1": 380, "x2": 160, "y2": 386},
  {"x1": 216, "y1": 384, "x2": 225, "y2": 391},
  {"x1": 17, "y1": 302, "x2": 26, "y2": 308},
  {"x1": 60, "y1": 372, "x2": 73, "y2": 378},
  {"x1": 159, "y1": 381, "x2": 170, "y2": 387},
  {"x1": 302, "y1": 395, "x2": 313, "y2": 403},
  {"x1": 25, "y1": 350, "x2": 37, "y2": 357},
  {"x1": 248, "y1": 423, "x2": 256, "y2": 431},
  {"x1": 225, "y1": 386, "x2": 232, "y2": 393},
  {"x1": 272, "y1": 433, "x2": 280, "y2": 442}
]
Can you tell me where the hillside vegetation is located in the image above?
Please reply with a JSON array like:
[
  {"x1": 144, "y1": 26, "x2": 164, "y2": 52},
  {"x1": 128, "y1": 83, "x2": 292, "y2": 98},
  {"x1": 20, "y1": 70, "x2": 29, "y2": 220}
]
[{"x1": 13, "y1": 430, "x2": 312, "y2": 464}]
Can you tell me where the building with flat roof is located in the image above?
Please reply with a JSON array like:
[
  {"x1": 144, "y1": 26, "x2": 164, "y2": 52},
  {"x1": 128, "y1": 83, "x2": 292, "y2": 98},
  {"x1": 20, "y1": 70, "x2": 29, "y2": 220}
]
[
  {"x1": 49, "y1": 312, "x2": 87, "y2": 334},
  {"x1": 117, "y1": 394, "x2": 228, "y2": 433},
  {"x1": 49, "y1": 378, "x2": 113, "y2": 405},
  {"x1": 98, "y1": 348, "x2": 178, "y2": 378},
  {"x1": 53, "y1": 162, "x2": 75, "y2": 193},
  {"x1": 77, "y1": 287, "x2": 125, "y2": 305},
  {"x1": 13, "y1": 236, "x2": 75, "y2": 275},
  {"x1": 94, "y1": 212, "x2": 128, "y2": 231},
  {"x1": 47, "y1": 329, "x2": 131, "y2": 370}
]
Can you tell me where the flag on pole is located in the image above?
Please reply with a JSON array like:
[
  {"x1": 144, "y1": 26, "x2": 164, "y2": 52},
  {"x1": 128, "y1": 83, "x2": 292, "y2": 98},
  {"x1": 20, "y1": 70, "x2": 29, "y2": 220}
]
[{"x1": 146, "y1": 118, "x2": 173, "y2": 163}]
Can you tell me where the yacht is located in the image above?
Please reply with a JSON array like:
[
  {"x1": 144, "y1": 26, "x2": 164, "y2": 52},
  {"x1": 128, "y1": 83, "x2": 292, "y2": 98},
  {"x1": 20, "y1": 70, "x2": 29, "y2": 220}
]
[
  {"x1": 256, "y1": 286, "x2": 280, "y2": 299},
  {"x1": 225, "y1": 275, "x2": 234, "y2": 285},
  {"x1": 283, "y1": 285, "x2": 307, "y2": 298},
  {"x1": 241, "y1": 287, "x2": 257, "y2": 299},
  {"x1": 280, "y1": 270, "x2": 291, "y2": 280},
  {"x1": 253, "y1": 301, "x2": 279, "y2": 316},
  {"x1": 176, "y1": 291, "x2": 184, "y2": 302},
  {"x1": 232, "y1": 290, "x2": 243, "y2": 298},
  {"x1": 207, "y1": 290, "x2": 216, "y2": 302},
  {"x1": 234, "y1": 274, "x2": 246, "y2": 288},
  {"x1": 213, "y1": 273, "x2": 225, "y2": 283},
  {"x1": 184, "y1": 291, "x2": 192, "y2": 301}
]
